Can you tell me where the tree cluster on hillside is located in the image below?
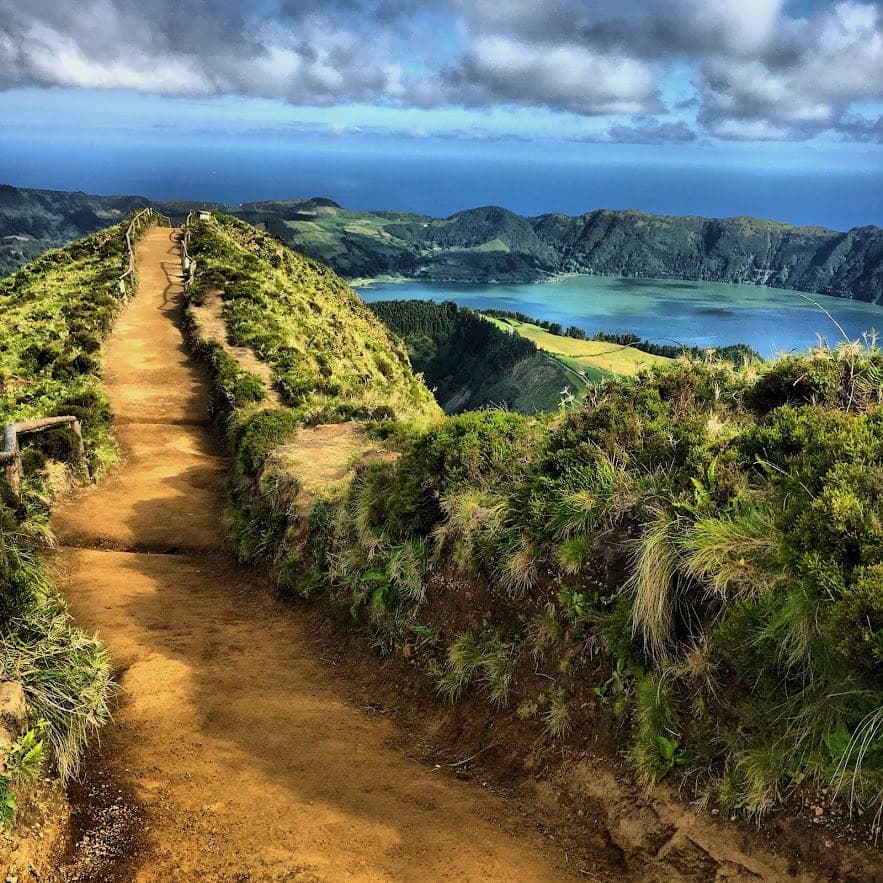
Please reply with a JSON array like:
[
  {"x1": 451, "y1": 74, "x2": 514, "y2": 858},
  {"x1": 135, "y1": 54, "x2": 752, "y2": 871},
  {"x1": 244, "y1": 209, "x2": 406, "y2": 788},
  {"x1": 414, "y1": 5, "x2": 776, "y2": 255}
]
[
  {"x1": 591, "y1": 332, "x2": 761, "y2": 367},
  {"x1": 368, "y1": 300, "x2": 571, "y2": 413}
]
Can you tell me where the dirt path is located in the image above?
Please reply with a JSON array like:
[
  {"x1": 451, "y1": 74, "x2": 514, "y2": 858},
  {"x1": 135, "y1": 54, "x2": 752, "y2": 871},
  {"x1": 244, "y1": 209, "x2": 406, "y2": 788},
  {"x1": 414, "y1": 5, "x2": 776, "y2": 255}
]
[{"x1": 49, "y1": 228, "x2": 575, "y2": 881}]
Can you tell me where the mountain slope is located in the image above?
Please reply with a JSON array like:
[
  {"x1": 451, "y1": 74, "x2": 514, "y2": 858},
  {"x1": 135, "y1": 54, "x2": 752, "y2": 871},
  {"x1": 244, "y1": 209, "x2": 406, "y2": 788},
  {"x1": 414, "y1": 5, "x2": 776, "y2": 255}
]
[
  {"x1": 0, "y1": 185, "x2": 150, "y2": 275},
  {"x1": 185, "y1": 214, "x2": 440, "y2": 425},
  {"x1": 368, "y1": 299, "x2": 578, "y2": 413},
  {"x1": 178, "y1": 215, "x2": 883, "y2": 851},
  {"x1": 1, "y1": 184, "x2": 881, "y2": 302}
]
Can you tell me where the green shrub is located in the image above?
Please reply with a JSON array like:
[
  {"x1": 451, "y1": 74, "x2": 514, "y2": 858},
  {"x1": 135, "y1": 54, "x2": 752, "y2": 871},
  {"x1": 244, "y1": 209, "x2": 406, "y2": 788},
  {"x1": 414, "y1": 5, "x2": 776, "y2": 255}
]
[
  {"x1": 0, "y1": 594, "x2": 111, "y2": 781},
  {"x1": 631, "y1": 674, "x2": 682, "y2": 786},
  {"x1": 232, "y1": 409, "x2": 299, "y2": 477},
  {"x1": 185, "y1": 214, "x2": 883, "y2": 825},
  {"x1": 208, "y1": 345, "x2": 266, "y2": 418}
]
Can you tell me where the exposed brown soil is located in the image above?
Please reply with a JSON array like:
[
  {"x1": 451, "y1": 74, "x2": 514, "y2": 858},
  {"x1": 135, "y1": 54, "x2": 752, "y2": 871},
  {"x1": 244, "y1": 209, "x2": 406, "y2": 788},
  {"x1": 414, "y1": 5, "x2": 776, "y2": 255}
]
[
  {"x1": 265, "y1": 422, "x2": 387, "y2": 518},
  {"x1": 46, "y1": 228, "x2": 577, "y2": 881}
]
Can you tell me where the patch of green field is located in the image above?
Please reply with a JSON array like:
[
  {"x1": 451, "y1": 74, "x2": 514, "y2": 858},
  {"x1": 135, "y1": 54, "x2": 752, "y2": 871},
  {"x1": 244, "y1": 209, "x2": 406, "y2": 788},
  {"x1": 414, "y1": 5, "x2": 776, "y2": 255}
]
[
  {"x1": 484, "y1": 316, "x2": 671, "y2": 377},
  {"x1": 468, "y1": 237, "x2": 511, "y2": 254}
]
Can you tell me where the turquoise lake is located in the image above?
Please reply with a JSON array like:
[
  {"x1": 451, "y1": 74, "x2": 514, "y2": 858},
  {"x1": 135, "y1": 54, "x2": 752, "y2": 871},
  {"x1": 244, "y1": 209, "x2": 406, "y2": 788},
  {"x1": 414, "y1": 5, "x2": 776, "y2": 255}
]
[{"x1": 356, "y1": 276, "x2": 883, "y2": 358}]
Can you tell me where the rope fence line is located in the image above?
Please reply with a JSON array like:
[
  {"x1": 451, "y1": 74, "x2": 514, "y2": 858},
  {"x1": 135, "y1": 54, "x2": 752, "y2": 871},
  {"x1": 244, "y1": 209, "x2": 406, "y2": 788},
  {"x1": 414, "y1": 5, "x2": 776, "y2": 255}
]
[
  {"x1": 181, "y1": 211, "x2": 197, "y2": 289},
  {"x1": 2, "y1": 208, "x2": 170, "y2": 496}
]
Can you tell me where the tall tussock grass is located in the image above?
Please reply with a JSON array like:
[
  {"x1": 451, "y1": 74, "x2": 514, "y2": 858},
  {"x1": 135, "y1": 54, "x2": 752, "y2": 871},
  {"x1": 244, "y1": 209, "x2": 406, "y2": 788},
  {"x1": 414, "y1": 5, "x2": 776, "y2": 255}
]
[
  {"x1": 0, "y1": 585, "x2": 111, "y2": 781},
  {"x1": 189, "y1": 212, "x2": 883, "y2": 831},
  {"x1": 303, "y1": 347, "x2": 883, "y2": 823}
]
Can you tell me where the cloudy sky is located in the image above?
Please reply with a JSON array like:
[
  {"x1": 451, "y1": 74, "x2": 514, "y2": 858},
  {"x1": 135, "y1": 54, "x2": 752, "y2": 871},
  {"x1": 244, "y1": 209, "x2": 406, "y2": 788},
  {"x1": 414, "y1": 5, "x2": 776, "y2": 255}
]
[{"x1": 0, "y1": 0, "x2": 881, "y2": 218}]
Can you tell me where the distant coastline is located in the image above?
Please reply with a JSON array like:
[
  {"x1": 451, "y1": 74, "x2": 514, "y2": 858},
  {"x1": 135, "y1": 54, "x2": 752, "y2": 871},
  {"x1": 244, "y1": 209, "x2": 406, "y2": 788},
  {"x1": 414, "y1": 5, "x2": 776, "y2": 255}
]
[{"x1": 2, "y1": 185, "x2": 881, "y2": 304}]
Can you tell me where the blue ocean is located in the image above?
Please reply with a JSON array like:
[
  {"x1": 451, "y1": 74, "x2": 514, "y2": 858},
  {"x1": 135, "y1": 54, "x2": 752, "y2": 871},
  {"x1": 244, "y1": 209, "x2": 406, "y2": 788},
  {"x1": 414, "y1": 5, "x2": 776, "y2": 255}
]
[{"x1": 0, "y1": 134, "x2": 880, "y2": 231}]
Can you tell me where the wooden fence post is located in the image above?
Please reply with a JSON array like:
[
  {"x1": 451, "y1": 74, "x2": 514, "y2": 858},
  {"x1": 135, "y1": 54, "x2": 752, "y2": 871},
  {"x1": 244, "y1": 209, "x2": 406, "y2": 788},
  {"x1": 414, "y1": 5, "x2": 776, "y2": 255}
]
[{"x1": 1, "y1": 417, "x2": 86, "y2": 497}]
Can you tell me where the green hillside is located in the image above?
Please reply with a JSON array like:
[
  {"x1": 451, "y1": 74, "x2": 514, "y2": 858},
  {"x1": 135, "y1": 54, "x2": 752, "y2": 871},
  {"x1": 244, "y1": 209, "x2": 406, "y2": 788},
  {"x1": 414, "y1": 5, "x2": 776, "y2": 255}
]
[
  {"x1": 482, "y1": 314, "x2": 671, "y2": 377},
  {"x1": 368, "y1": 299, "x2": 580, "y2": 413},
  {"x1": 0, "y1": 185, "x2": 150, "y2": 277},
  {"x1": 1, "y1": 210, "x2": 881, "y2": 851},
  {"x1": 0, "y1": 222, "x2": 137, "y2": 813},
  {"x1": 186, "y1": 215, "x2": 883, "y2": 828},
  {"x1": 2, "y1": 185, "x2": 881, "y2": 302},
  {"x1": 186, "y1": 215, "x2": 440, "y2": 427}
]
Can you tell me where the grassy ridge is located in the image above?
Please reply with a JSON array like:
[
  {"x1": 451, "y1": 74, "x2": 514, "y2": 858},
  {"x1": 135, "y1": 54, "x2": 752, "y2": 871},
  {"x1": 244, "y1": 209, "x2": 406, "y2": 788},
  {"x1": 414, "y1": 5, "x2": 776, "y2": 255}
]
[
  {"x1": 0, "y1": 222, "x2": 142, "y2": 814},
  {"x1": 189, "y1": 216, "x2": 883, "y2": 830},
  {"x1": 296, "y1": 351, "x2": 883, "y2": 818},
  {"x1": 0, "y1": 225, "x2": 131, "y2": 468},
  {"x1": 187, "y1": 215, "x2": 440, "y2": 427},
  {"x1": 0, "y1": 185, "x2": 149, "y2": 278}
]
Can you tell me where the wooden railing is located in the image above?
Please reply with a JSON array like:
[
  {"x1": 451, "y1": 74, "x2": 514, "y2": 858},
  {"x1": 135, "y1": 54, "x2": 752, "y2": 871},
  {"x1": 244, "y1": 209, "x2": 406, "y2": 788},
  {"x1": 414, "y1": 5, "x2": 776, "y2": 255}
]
[
  {"x1": 118, "y1": 207, "x2": 172, "y2": 300},
  {"x1": 1, "y1": 417, "x2": 84, "y2": 495},
  {"x1": 181, "y1": 211, "x2": 197, "y2": 289}
]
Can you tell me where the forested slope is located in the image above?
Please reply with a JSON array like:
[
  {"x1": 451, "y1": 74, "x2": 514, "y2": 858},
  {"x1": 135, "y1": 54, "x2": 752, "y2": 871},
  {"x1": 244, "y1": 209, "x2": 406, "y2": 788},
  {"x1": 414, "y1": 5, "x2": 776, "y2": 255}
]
[
  {"x1": 0, "y1": 185, "x2": 150, "y2": 276},
  {"x1": 368, "y1": 299, "x2": 577, "y2": 413}
]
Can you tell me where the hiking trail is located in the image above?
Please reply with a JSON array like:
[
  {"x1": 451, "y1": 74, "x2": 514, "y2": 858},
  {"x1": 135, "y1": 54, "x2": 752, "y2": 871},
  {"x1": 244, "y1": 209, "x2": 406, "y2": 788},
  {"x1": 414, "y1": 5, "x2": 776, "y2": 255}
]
[{"x1": 48, "y1": 227, "x2": 575, "y2": 881}]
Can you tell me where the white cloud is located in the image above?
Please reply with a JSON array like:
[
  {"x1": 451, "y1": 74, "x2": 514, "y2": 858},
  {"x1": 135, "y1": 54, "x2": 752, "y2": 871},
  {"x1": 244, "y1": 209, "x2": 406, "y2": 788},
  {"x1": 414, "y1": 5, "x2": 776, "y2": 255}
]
[
  {"x1": 449, "y1": 36, "x2": 659, "y2": 115},
  {"x1": 697, "y1": 1, "x2": 883, "y2": 139},
  {"x1": 0, "y1": 0, "x2": 881, "y2": 143}
]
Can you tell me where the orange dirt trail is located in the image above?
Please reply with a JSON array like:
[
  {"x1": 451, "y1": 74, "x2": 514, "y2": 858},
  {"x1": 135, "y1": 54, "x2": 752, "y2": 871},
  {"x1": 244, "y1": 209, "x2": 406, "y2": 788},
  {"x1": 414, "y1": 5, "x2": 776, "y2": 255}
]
[{"x1": 50, "y1": 228, "x2": 574, "y2": 881}]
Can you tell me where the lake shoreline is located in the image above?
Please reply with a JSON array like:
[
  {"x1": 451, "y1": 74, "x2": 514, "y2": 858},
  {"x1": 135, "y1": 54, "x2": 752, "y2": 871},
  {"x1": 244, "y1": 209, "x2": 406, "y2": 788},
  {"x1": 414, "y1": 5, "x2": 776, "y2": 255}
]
[
  {"x1": 355, "y1": 274, "x2": 883, "y2": 358},
  {"x1": 350, "y1": 270, "x2": 868, "y2": 302}
]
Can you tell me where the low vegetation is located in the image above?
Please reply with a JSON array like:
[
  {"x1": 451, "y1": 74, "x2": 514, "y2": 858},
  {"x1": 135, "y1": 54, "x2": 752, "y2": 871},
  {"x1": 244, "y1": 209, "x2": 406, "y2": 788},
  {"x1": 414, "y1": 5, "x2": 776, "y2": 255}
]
[
  {"x1": 482, "y1": 313, "x2": 670, "y2": 378},
  {"x1": 483, "y1": 308, "x2": 762, "y2": 367},
  {"x1": 0, "y1": 184, "x2": 149, "y2": 278},
  {"x1": 0, "y1": 221, "x2": 135, "y2": 820},
  {"x1": 189, "y1": 214, "x2": 883, "y2": 834}
]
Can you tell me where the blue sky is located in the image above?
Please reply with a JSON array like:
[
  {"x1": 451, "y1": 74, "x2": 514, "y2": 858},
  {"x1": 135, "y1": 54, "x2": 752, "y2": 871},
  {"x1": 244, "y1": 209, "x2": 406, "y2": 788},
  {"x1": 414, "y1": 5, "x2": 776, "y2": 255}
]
[{"x1": 0, "y1": 0, "x2": 881, "y2": 211}]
